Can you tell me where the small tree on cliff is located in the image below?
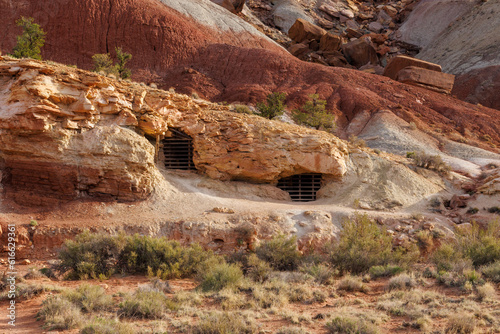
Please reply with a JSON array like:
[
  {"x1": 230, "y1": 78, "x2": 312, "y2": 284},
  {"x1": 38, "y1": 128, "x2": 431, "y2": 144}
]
[
  {"x1": 12, "y1": 17, "x2": 46, "y2": 60},
  {"x1": 115, "y1": 47, "x2": 132, "y2": 79},
  {"x1": 292, "y1": 94, "x2": 336, "y2": 132},
  {"x1": 256, "y1": 92, "x2": 287, "y2": 119},
  {"x1": 92, "y1": 47, "x2": 132, "y2": 79}
]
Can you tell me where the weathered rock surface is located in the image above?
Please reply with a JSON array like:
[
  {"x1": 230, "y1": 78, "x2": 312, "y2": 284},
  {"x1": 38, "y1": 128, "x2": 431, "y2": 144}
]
[
  {"x1": 288, "y1": 18, "x2": 326, "y2": 43},
  {"x1": 396, "y1": 66, "x2": 455, "y2": 94},
  {"x1": 341, "y1": 38, "x2": 379, "y2": 68},
  {"x1": 453, "y1": 66, "x2": 500, "y2": 111},
  {"x1": 0, "y1": 0, "x2": 500, "y2": 150},
  {"x1": 397, "y1": 0, "x2": 500, "y2": 110},
  {"x1": 383, "y1": 55, "x2": 442, "y2": 81},
  {"x1": 0, "y1": 58, "x2": 349, "y2": 205}
]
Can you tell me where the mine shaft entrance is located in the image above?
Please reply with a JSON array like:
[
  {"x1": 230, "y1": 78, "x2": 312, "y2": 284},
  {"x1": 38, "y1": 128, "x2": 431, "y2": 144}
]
[
  {"x1": 162, "y1": 128, "x2": 196, "y2": 170},
  {"x1": 277, "y1": 173, "x2": 322, "y2": 202}
]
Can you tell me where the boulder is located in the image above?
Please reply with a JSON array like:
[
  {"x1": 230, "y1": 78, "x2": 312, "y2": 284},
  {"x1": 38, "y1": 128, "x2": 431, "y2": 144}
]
[
  {"x1": 384, "y1": 55, "x2": 442, "y2": 80},
  {"x1": 319, "y1": 4, "x2": 340, "y2": 18},
  {"x1": 273, "y1": 1, "x2": 313, "y2": 33},
  {"x1": 341, "y1": 38, "x2": 379, "y2": 68},
  {"x1": 288, "y1": 43, "x2": 310, "y2": 57},
  {"x1": 288, "y1": 18, "x2": 326, "y2": 43},
  {"x1": 368, "y1": 22, "x2": 384, "y2": 33},
  {"x1": 319, "y1": 33, "x2": 341, "y2": 52},
  {"x1": 396, "y1": 66, "x2": 455, "y2": 94}
]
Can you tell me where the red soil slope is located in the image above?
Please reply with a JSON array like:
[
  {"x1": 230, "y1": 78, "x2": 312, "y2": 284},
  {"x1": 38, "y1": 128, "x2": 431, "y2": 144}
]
[{"x1": 0, "y1": 0, "x2": 499, "y2": 148}]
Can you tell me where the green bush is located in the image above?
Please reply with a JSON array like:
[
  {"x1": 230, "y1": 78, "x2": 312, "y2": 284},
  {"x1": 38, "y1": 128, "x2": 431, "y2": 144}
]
[
  {"x1": 193, "y1": 312, "x2": 258, "y2": 334},
  {"x1": 81, "y1": 317, "x2": 135, "y2": 334},
  {"x1": 256, "y1": 235, "x2": 302, "y2": 271},
  {"x1": 115, "y1": 47, "x2": 132, "y2": 79},
  {"x1": 63, "y1": 284, "x2": 113, "y2": 312},
  {"x1": 118, "y1": 235, "x2": 216, "y2": 279},
  {"x1": 457, "y1": 221, "x2": 500, "y2": 267},
  {"x1": 92, "y1": 47, "x2": 132, "y2": 79},
  {"x1": 330, "y1": 214, "x2": 419, "y2": 274},
  {"x1": 199, "y1": 262, "x2": 243, "y2": 292},
  {"x1": 245, "y1": 253, "x2": 272, "y2": 283},
  {"x1": 369, "y1": 265, "x2": 403, "y2": 279},
  {"x1": 300, "y1": 263, "x2": 336, "y2": 285},
  {"x1": 58, "y1": 232, "x2": 219, "y2": 281},
  {"x1": 256, "y1": 92, "x2": 287, "y2": 119},
  {"x1": 292, "y1": 94, "x2": 336, "y2": 132},
  {"x1": 326, "y1": 316, "x2": 379, "y2": 334},
  {"x1": 58, "y1": 231, "x2": 126, "y2": 280},
  {"x1": 433, "y1": 221, "x2": 500, "y2": 270},
  {"x1": 11, "y1": 17, "x2": 46, "y2": 60},
  {"x1": 37, "y1": 296, "x2": 82, "y2": 330},
  {"x1": 119, "y1": 289, "x2": 176, "y2": 319},
  {"x1": 481, "y1": 260, "x2": 500, "y2": 282}
]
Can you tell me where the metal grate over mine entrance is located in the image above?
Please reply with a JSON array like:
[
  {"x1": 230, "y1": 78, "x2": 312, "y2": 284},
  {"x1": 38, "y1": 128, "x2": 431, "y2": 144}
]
[
  {"x1": 277, "y1": 173, "x2": 322, "y2": 202},
  {"x1": 162, "y1": 128, "x2": 196, "y2": 170}
]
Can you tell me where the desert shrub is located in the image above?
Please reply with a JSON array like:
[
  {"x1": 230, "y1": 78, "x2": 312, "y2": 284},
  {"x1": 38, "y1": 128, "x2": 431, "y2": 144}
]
[
  {"x1": 24, "y1": 268, "x2": 45, "y2": 280},
  {"x1": 445, "y1": 313, "x2": 476, "y2": 334},
  {"x1": 300, "y1": 263, "x2": 336, "y2": 285},
  {"x1": 409, "y1": 151, "x2": 451, "y2": 175},
  {"x1": 488, "y1": 206, "x2": 500, "y2": 214},
  {"x1": 11, "y1": 17, "x2": 46, "y2": 60},
  {"x1": 232, "y1": 104, "x2": 254, "y2": 115},
  {"x1": 81, "y1": 317, "x2": 135, "y2": 334},
  {"x1": 431, "y1": 243, "x2": 464, "y2": 272},
  {"x1": 256, "y1": 92, "x2": 287, "y2": 119},
  {"x1": 287, "y1": 284, "x2": 314, "y2": 302},
  {"x1": 115, "y1": 47, "x2": 132, "y2": 79},
  {"x1": 330, "y1": 214, "x2": 419, "y2": 274},
  {"x1": 348, "y1": 135, "x2": 366, "y2": 148},
  {"x1": 192, "y1": 312, "x2": 258, "y2": 334},
  {"x1": 369, "y1": 265, "x2": 404, "y2": 279},
  {"x1": 387, "y1": 274, "x2": 417, "y2": 291},
  {"x1": 256, "y1": 235, "x2": 302, "y2": 271},
  {"x1": 481, "y1": 260, "x2": 500, "y2": 282},
  {"x1": 199, "y1": 262, "x2": 243, "y2": 292},
  {"x1": 292, "y1": 94, "x2": 336, "y2": 132},
  {"x1": 337, "y1": 275, "x2": 368, "y2": 293},
  {"x1": 476, "y1": 282, "x2": 496, "y2": 302},
  {"x1": 433, "y1": 221, "x2": 500, "y2": 270},
  {"x1": 118, "y1": 235, "x2": 216, "y2": 279},
  {"x1": 245, "y1": 253, "x2": 272, "y2": 283},
  {"x1": 457, "y1": 221, "x2": 500, "y2": 267},
  {"x1": 92, "y1": 47, "x2": 132, "y2": 79},
  {"x1": 92, "y1": 53, "x2": 118, "y2": 76},
  {"x1": 326, "y1": 316, "x2": 379, "y2": 334},
  {"x1": 58, "y1": 231, "x2": 126, "y2": 280},
  {"x1": 251, "y1": 280, "x2": 289, "y2": 309},
  {"x1": 63, "y1": 284, "x2": 113, "y2": 312},
  {"x1": 119, "y1": 289, "x2": 176, "y2": 319},
  {"x1": 146, "y1": 278, "x2": 173, "y2": 294},
  {"x1": 0, "y1": 282, "x2": 50, "y2": 301},
  {"x1": 37, "y1": 296, "x2": 82, "y2": 330},
  {"x1": 437, "y1": 269, "x2": 483, "y2": 289}
]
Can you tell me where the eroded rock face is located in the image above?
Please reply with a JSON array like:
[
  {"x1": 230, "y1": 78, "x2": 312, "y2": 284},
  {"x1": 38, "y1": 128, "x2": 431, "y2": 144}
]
[{"x1": 0, "y1": 58, "x2": 348, "y2": 205}]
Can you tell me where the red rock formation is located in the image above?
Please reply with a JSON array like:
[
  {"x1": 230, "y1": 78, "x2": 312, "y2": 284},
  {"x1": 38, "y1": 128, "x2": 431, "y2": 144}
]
[
  {"x1": 453, "y1": 66, "x2": 500, "y2": 111},
  {"x1": 0, "y1": 0, "x2": 499, "y2": 149}
]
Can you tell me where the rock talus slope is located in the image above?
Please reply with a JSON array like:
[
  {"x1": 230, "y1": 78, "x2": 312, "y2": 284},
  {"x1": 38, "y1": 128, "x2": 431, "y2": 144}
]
[{"x1": 398, "y1": 0, "x2": 500, "y2": 110}]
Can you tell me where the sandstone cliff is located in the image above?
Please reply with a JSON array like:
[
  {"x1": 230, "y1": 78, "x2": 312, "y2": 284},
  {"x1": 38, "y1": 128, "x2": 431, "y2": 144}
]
[{"x1": 0, "y1": 57, "x2": 349, "y2": 206}]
